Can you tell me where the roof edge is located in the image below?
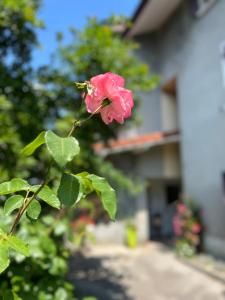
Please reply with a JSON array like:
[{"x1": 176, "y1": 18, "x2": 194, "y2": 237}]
[
  {"x1": 93, "y1": 130, "x2": 180, "y2": 157},
  {"x1": 123, "y1": 0, "x2": 149, "y2": 37}
]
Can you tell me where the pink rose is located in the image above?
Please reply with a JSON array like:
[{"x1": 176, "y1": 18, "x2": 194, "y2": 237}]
[
  {"x1": 177, "y1": 203, "x2": 187, "y2": 215},
  {"x1": 173, "y1": 215, "x2": 183, "y2": 236},
  {"x1": 85, "y1": 72, "x2": 134, "y2": 124},
  {"x1": 192, "y1": 222, "x2": 201, "y2": 234}
]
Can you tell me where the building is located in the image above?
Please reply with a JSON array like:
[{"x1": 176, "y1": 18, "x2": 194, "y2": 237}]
[{"x1": 94, "y1": 0, "x2": 225, "y2": 258}]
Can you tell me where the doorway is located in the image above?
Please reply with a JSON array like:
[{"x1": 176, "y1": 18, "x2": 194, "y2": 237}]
[{"x1": 148, "y1": 181, "x2": 180, "y2": 241}]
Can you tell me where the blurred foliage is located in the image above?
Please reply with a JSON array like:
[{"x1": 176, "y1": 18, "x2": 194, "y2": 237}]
[
  {"x1": 71, "y1": 214, "x2": 96, "y2": 249},
  {"x1": 0, "y1": 0, "x2": 50, "y2": 182},
  {"x1": 0, "y1": 0, "x2": 44, "y2": 27},
  {"x1": 93, "y1": 156, "x2": 145, "y2": 195},
  {"x1": 0, "y1": 208, "x2": 76, "y2": 299},
  {"x1": 0, "y1": 95, "x2": 35, "y2": 180}
]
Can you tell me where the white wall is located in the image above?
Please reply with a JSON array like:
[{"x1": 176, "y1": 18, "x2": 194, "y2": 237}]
[{"x1": 135, "y1": 0, "x2": 225, "y2": 255}]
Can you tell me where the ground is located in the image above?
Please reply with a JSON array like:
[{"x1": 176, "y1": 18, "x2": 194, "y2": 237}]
[{"x1": 69, "y1": 243, "x2": 225, "y2": 300}]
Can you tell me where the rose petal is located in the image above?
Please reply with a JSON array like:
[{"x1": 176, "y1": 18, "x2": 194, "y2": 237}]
[
  {"x1": 105, "y1": 72, "x2": 125, "y2": 87},
  {"x1": 84, "y1": 72, "x2": 134, "y2": 124}
]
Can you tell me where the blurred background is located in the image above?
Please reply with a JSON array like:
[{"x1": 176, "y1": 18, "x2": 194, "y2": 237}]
[{"x1": 1, "y1": 0, "x2": 225, "y2": 299}]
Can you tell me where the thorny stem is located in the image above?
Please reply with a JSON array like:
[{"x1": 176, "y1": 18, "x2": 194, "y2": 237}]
[
  {"x1": 10, "y1": 189, "x2": 30, "y2": 235},
  {"x1": 9, "y1": 100, "x2": 108, "y2": 235},
  {"x1": 9, "y1": 163, "x2": 52, "y2": 235},
  {"x1": 68, "y1": 102, "x2": 107, "y2": 137}
]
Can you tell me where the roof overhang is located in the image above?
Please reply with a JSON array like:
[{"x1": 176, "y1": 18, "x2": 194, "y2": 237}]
[
  {"x1": 127, "y1": 0, "x2": 183, "y2": 37},
  {"x1": 94, "y1": 131, "x2": 180, "y2": 157}
]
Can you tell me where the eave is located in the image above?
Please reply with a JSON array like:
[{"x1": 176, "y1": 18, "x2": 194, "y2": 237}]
[
  {"x1": 93, "y1": 130, "x2": 180, "y2": 157},
  {"x1": 126, "y1": 0, "x2": 183, "y2": 37}
]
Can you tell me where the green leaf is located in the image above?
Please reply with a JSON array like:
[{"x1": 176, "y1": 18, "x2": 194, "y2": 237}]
[
  {"x1": 45, "y1": 130, "x2": 80, "y2": 167},
  {"x1": 21, "y1": 131, "x2": 45, "y2": 156},
  {"x1": 77, "y1": 172, "x2": 93, "y2": 194},
  {"x1": 2, "y1": 290, "x2": 14, "y2": 300},
  {"x1": 0, "y1": 228, "x2": 5, "y2": 236},
  {"x1": 54, "y1": 222, "x2": 68, "y2": 236},
  {"x1": 55, "y1": 288, "x2": 68, "y2": 300},
  {"x1": 0, "y1": 241, "x2": 9, "y2": 274},
  {"x1": 58, "y1": 173, "x2": 80, "y2": 207},
  {"x1": 7, "y1": 235, "x2": 29, "y2": 256},
  {"x1": 12, "y1": 292, "x2": 22, "y2": 300},
  {"x1": 49, "y1": 257, "x2": 67, "y2": 276},
  {"x1": 0, "y1": 230, "x2": 30, "y2": 273},
  {"x1": 32, "y1": 185, "x2": 60, "y2": 209},
  {"x1": 39, "y1": 235, "x2": 56, "y2": 255},
  {"x1": 39, "y1": 186, "x2": 60, "y2": 209},
  {"x1": 88, "y1": 174, "x2": 117, "y2": 220},
  {"x1": 27, "y1": 200, "x2": 41, "y2": 219},
  {"x1": 75, "y1": 172, "x2": 93, "y2": 202},
  {"x1": 4, "y1": 195, "x2": 24, "y2": 216},
  {"x1": 0, "y1": 178, "x2": 30, "y2": 195}
]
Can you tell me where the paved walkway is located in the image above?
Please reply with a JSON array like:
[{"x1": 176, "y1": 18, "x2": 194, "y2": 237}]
[{"x1": 69, "y1": 243, "x2": 225, "y2": 300}]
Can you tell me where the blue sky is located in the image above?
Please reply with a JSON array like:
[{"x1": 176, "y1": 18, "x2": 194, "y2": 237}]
[{"x1": 33, "y1": 0, "x2": 139, "y2": 67}]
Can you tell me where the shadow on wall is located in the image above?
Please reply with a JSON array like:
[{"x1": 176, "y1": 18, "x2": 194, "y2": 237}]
[{"x1": 68, "y1": 252, "x2": 132, "y2": 300}]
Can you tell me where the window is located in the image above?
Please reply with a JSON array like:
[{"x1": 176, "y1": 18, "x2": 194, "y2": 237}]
[
  {"x1": 161, "y1": 77, "x2": 178, "y2": 132},
  {"x1": 191, "y1": 0, "x2": 217, "y2": 17}
]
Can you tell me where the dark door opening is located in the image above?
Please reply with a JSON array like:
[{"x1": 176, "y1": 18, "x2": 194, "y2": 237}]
[
  {"x1": 166, "y1": 185, "x2": 180, "y2": 205},
  {"x1": 148, "y1": 182, "x2": 180, "y2": 241},
  {"x1": 164, "y1": 184, "x2": 180, "y2": 239}
]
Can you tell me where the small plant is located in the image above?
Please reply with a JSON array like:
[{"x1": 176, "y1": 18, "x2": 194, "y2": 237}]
[
  {"x1": 125, "y1": 220, "x2": 137, "y2": 249},
  {"x1": 173, "y1": 198, "x2": 202, "y2": 257}
]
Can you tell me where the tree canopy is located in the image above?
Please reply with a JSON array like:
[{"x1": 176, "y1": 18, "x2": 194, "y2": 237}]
[{"x1": 0, "y1": 0, "x2": 44, "y2": 180}]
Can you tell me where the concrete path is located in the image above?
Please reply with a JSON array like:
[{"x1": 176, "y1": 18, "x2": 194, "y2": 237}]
[{"x1": 69, "y1": 243, "x2": 225, "y2": 300}]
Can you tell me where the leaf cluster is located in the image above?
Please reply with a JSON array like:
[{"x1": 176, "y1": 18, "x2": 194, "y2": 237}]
[
  {"x1": 0, "y1": 130, "x2": 117, "y2": 274},
  {"x1": 0, "y1": 209, "x2": 76, "y2": 300}
]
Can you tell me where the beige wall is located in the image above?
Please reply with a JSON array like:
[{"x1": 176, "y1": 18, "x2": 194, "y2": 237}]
[
  {"x1": 160, "y1": 92, "x2": 178, "y2": 132},
  {"x1": 163, "y1": 143, "x2": 181, "y2": 179}
]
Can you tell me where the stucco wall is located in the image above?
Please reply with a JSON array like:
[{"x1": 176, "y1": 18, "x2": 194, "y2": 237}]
[
  {"x1": 136, "y1": 0, "x2": 225, "y2": 256},
  {"x1": 134, "y1": 34, "x2": 163, "y2": 135},
  {"x1": 136, "y1": 147, "x2": 164, "y2": 178},
  {"x1": 108, "y1": 153, "x2": 138, "y2": 220},
  {"x1": 104, "y1": 148, "x2": 166, "y2": 243},
  {"x1": 179, "y1": 1, "x2": 225, "y2": 256}
]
